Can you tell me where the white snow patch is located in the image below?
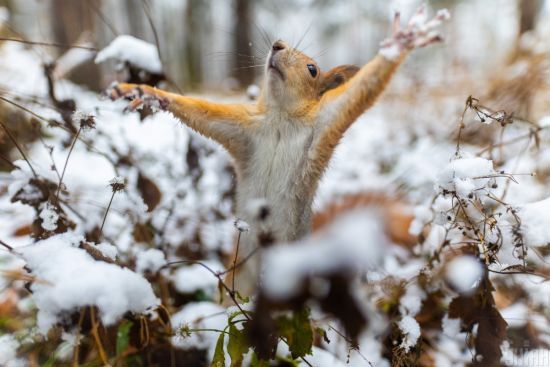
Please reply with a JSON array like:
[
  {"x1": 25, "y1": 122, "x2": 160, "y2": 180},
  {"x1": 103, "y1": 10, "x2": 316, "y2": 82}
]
[
  {"x1": 18, "y1": 232, "x2": 159, "y2": 333},
  {"x1": 0, "y1": 334, "x2": 22, "y2": 367},
  {"x1": 436, "y1": 157, "x2": 495, "y2": 198},
  {"x1": 95, "y1": 242, "x2": 118, "y2": 261},
  {"x1": 501, "y1": 302, "x2": 529, "y2": 328},
  {"x1": 399, "y1": 315, "x2": 421, "y2": 352},
  {"x1": 514, "y1": 197, "x2": 550, "y2": 247},
  {"x1": 234, "y1": 218, "x2": 250, "y2": 233},
  {"x1": 171, "y1": 301, "x2": 226, "y2": 358},
  {"x1": 446, "y1": 255, "x2": 484, "y2": 294},
  {"x1": 380, "y1": 42, "x2": 402, "y2": 61},
  {"x1": 39, "y1": 202, "x2": 59, "y2": 231},
  {"x1": 262, "y1": 210, "x2": 386, "y2": 299},
  {"x1": 95, "y1": 35, "x2": 162, "y2": 74},
  {"x1": 135, "y1": 248, "x2": 166, "y2": 274},
  {"x1": 400, "y1": 283, "x2": 426, "y2": 316},
  {"x1": 172, "y1": 260, "x2": 224, "y2": 296}
]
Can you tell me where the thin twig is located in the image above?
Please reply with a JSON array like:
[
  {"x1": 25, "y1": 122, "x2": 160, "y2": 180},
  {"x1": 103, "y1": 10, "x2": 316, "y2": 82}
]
[
  {"x1": 0, "y1": 37, "x2": 98, "y2": 51},
  {"x1": 100, "y1": 190, "x2": 117, "y2": 234},
  {"x1": 0, "y1": 239, "x2": 14, "y2": 252},
  {"x1": 56, "y1": 125, "x2": 83, "y2": 199},
  {"x1": 232, "y1": 231, "x2": 242, "y2": 294}
]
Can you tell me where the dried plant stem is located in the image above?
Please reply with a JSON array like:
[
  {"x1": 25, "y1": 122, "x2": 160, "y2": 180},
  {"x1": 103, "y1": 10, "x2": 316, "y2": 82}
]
[
  {"x1": 0, "y1": 95, "x2": 51, "y2": 124},
  {"x1": 0, "y1": 239, "x2": 14, "y2": 252},
  {"x1": 100, "y1": 190, "x2": 117, "y2": 234},
  {"x1": 0, "y1": 120, "x2": 38, "y2": 178},
  {"x1": 90, "y1": 307, "x2": 110, "y2": 365},
  {"x1": 56, "y1": 126, "x2": 82, "y2": 199},
  {"x1": 72, "y1": 310, "x2": 86, "y2": 367},
  {"x1": 0, "y1": 153, "x2": 17, "y2": 169},
  {"x1": 0, "y1": 37, "x2": 98, "y2": 50},
  {"x1": 231, "y1": 232, "x2": 242, "y2": 294}
]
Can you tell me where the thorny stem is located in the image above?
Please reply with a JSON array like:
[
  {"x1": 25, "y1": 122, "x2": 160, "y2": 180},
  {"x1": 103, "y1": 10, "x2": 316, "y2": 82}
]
[
  {"x1": 100, "y1": 190, "x2": 117, "y2": 234},
  {"x1": 0, "y1": 120, "x2": 38, "y2": 178},
  {"x1": 56, "y1": 125, "x2": 83, "y2": 199}
]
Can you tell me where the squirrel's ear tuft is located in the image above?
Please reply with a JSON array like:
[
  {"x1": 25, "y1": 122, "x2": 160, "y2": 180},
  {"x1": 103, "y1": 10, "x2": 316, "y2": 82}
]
[{"x1": 319, "y1": 65, "x2": 359, "y2": 95}]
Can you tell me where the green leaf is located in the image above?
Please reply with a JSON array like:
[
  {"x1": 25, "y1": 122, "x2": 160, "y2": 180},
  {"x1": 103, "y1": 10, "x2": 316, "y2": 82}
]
[
  {"x1": 250, "y1": 351, "x2": 270, "y2": 367},
  {"x1": 276, "y1": 308, "x2": 313, "y2": 359},
  {"x1": 116, "y1": 320, "x2": 133, "y2": 356},
  {"x1": 227, "y1": 324, "x2": 249, "y2": 367},
  {"x1": 211, "y1": 332, "x2": 226, "y2": 367}
]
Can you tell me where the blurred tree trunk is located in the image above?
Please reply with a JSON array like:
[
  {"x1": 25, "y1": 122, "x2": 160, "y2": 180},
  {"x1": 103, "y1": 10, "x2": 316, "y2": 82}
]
[
  {"x1": 518, "y1": 0, "x2": 542, "y2": 36},
  {"x1": 233, "y1": 0, "x2": 254, "y2": 87},
  {"x1": 50, "y1": 0, "x2": 101, "y2": 90},
  {"x1": 124, "y1": 0, "x2": 146, "y2": 39},
  {"x1": 183, "y1": 0, "x2": 207, "y2": 89}
]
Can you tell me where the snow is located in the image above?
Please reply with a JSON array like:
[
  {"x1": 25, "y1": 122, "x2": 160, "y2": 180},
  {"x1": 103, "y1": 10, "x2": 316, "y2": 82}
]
[
  {"x1": 17, "y1": 232, "x2": 159, "y2": 333},
  {"x1": 171, "y1": 301, "x2": 226, "y2": 358},
  {"x1": 234, "y1": 218, "x2": 250, "y2": 232},
  {"x1": 95, "y1": 242, "x2": 118, "y2": 261},
  {"x1": 380, "y1": 42, "x2": 402, "y2": 61},
  {"x1": 399, "y1": 283, "x2": 426, "y2": 316},
  {"x1": 500, "y1": 302, "x2": 529, "y2": 328},
  {"x1": 262, "y1": 210, "x2": 387, "y2": 299},
  {"x1": 436, "y1": 157, "x2": 495, "y2": 198},
  {"x1": 95, "y1": 35, "x2": 163, "y2": 74},
  {"x1": 39, "y1": 202, "x2": 59, "y2": 231},
  {"x1": 514, "y1": 197, "x2": 550, "y2": 247},
  {"x1": 445, "y1": 255, "x2": 484, "y2": 294},
  {"x1": 0, "y1": 335, "x2": 24, "y2": 367},
  {"x1": 246, "y1": 84, "x2": 260, "y2": 100},
  {"x1": 172, "y1": 260, "x2": 224, "y2": 296},
  {"x1": 398, "y1": 315, "x2": 421, "y2": 352},
  {"x1": 135, "y1": 248, "x2": 166, "y2": 273}
]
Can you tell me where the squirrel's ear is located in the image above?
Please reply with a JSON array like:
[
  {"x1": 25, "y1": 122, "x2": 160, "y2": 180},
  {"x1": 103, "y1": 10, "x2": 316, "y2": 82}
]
[{"x1": 319, "y1": 65, "x2": 360, "y2": 95}]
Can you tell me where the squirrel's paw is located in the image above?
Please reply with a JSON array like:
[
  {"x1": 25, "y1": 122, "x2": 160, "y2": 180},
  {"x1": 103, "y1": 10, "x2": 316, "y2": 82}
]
[
  {"x1": 380, "y1": 5, "x2": 450, "y2": 60},
  {"x1": 104, "y1": 82, "x2": 169, "y2": 113}
]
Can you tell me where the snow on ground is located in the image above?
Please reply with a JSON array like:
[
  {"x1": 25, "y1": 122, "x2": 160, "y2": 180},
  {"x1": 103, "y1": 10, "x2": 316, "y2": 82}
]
[
  {"x1": 17, "y1": 232, "x2": 159, "y2": 333},
  {"x1": 95, "y1": 35, "x2": 163, "y2": 74},
  {"x1": 262, "y1": 210, "x2": 387, "y2": 300},
  {"x1": 445, "y1": 255, "x2": 484, "y2": 294}
]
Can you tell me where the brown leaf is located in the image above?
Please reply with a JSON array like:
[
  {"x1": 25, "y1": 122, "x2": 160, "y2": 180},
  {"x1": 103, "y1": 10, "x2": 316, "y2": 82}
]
[
  {"x1": 137, "y1": 171, "x2": 161, "y2": 212},
  {"x1": 448, "y1": 276, "x2": 507, "y2": 367}
]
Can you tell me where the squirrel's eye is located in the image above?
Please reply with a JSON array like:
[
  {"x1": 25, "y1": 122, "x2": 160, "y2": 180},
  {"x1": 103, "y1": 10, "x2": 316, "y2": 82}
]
[{"x1": 307, "y1": 64, "x2": 317, "y2": 78}]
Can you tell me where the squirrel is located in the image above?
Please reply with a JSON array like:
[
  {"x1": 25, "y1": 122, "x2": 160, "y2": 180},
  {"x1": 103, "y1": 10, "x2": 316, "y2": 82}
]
[{"x1": 110, "y1": 6, "x2": 450, "y2": 293}]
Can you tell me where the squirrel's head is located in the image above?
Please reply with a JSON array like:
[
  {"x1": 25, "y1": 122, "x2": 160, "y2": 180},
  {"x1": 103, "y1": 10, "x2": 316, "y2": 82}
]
[{"x1": 263, "y1": 40, "x2": 359, "y2": 113}]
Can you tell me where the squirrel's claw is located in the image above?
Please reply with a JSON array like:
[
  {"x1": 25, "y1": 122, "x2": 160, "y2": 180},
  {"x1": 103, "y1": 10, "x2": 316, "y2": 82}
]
[
  {"x1": 106, "y1": 83, "x2": 170, "y2": 112},
  {"x1": 380, "y1": 5, "x2": 450, "y2": 60}
]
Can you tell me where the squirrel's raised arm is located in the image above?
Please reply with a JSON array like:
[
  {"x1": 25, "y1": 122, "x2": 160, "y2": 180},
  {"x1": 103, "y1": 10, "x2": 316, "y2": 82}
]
[
  {"x1": 111, "y1": 83, "x2": 255, "y2": 159},
  {"x1": 311, "y1": 7, "x2": 450, "y2": 165}
]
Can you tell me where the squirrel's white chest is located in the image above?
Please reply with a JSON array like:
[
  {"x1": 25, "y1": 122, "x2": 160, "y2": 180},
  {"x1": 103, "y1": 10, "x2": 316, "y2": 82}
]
[{"x1": 236, "y1": 120, "x2": 314, "y2": 238}]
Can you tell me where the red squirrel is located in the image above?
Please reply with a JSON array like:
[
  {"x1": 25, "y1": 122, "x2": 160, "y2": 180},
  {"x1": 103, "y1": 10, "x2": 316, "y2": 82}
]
[{"x1": 110, "y1": 6, "x2": 450, "y2": 293}]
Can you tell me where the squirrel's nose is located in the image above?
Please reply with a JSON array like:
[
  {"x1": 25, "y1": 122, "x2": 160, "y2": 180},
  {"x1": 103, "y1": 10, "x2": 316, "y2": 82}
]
[{"x1": 272, "y1": 41, "x2": 286, "y2": 53}]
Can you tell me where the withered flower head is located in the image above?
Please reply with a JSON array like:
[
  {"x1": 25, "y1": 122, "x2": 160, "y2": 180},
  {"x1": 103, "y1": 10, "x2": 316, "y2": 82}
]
[
  {"x1": 109, "y1": 176, "x2": 126, "y2": 192},
  {"x1": 72, "y1": 111, "x2": 96, "y2": 130}
]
